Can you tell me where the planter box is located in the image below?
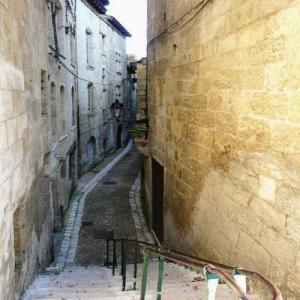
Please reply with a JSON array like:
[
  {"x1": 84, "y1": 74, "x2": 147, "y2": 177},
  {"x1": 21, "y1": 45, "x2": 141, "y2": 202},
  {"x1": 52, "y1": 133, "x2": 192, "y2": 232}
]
[{"x1": 134, "y1": 139, "x2": 149, "y2": 156}]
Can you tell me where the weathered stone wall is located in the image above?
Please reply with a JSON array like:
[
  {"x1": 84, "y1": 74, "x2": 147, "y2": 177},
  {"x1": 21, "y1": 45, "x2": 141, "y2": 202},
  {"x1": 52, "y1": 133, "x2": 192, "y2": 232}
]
[
  {"x1": 77, "y1": 0, "x2": 129, "y2": 174},
  {"x1": 0, "y1": 1, "x2": 78, "y2": 299},
  {"x1": 147, "y1": 0, "x2": 300, "y2": 298},
  {"x1": 46, "y1": 0, "x2": 78, "y2": 231},
  {"x1": 136, "y1": 58, "x2": 147, "y2": 121},
  {"x1": 0, "y1": 2, "x2": 50, "y2": 299}
]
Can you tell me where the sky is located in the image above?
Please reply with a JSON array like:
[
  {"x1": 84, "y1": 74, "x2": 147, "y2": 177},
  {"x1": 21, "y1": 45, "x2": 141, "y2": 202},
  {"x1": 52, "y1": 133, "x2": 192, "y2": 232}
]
[{"x1": 107, "y1": 0, "x2": 147, "y2": 59}]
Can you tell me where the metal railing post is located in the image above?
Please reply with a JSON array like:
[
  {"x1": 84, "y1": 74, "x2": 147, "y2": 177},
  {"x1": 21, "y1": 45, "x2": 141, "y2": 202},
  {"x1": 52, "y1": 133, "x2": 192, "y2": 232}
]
[
  {"x1": 133, "y1": 242, "x2": 138, "y2": 290},
  {"x1": 122, "y1": 240, "x2": 128, "y2": 291},
  {"x1": 106, "y1": 239, "x2": 109, "y2": 267},
  {"x1": 156, "y1": 256, "x2": 165, "y2": 300},
  {"x1": 140, "y1": 252, "x2": 150, "y2": 300},
  {"x1": 113, "y1": 239, "x2": 117, "y2": 276},
  {"x1": 121, "y1": 240, "x2": 124, "y2": 276}
]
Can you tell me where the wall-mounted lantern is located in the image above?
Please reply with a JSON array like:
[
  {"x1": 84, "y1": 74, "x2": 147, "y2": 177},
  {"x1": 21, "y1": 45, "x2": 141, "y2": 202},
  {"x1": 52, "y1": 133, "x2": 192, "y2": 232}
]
[{"x1": 110, "y1": 99, "x2": 124, "y2": 119}]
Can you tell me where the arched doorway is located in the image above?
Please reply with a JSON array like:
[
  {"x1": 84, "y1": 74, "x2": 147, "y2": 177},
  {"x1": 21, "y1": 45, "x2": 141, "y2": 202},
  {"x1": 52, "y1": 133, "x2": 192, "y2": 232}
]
[
  {"x1": 103, "y1": 138, "x2": 108, "y2": 157},
  {"x1": 117, "y1": 125, "x2": 122, "y2": 149},
  {"x1": 87, "y1": 137, "x2": 96, "y2": 165}
]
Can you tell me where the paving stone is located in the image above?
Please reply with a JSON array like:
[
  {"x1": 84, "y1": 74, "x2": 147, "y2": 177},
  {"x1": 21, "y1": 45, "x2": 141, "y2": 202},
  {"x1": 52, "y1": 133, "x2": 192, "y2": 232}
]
[
  {"x1": 50, "y1": 143, "x2": 133, "y2": 268},
  {"x1": 76, "y1": 150, "x2": 142, "y2": 265}
]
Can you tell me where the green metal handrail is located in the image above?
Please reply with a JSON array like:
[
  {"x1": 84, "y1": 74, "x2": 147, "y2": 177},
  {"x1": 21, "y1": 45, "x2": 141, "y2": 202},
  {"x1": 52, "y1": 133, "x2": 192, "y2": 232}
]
[{"x1": 104, "y1": 238, "x2": 283, "y2": 300}]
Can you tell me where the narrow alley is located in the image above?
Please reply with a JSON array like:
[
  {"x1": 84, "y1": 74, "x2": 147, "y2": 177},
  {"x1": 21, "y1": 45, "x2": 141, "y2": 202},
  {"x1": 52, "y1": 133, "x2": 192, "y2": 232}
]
[
  {"x1": 22, "y1": 147, "x2": 235, "y2": 300},
  {"x1": 2, "y1": 0, "x2": 300, "y2": 299},
  {"x1": 76, "y1": 150, "x2": 141, "y2": 265}
]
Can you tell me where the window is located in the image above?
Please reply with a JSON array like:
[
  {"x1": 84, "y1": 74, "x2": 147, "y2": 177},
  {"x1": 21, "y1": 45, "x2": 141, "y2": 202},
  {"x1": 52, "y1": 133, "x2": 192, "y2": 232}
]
[
  {"x1": 56, "y1": 3, "x2": 65, "y2": 55},
  {"x1": 50, "y1": 82, "x2": 56, "y2": 136},
  {"x1": 87, "y1": 137, "x2": 96, "y2": 165},
  {"x1": 86, "y1": 28, "x2": 94, "y2": 67},
  {"x1": 41, "y1": 70, "x2": 47, "y2": 115},
  {"x1": 102, "y1": 68, "x2": 107, "y2": 92},
  {"x1": 100, "y1": 33, "x2": 106, "y2": 51},
  {"x1": 116, "y1": 85, "x2": 121, "y2": 99},
  {"x1": 102, "y1": 68, "x2": 106, "y2": 82},
  {"x1": 60, "y1": 86, "x2": 66, "y2": 133},
  {"x1": 116, "y1": 52, "x2": 122, "y2": 74},
  {"x1": 88, "y1": 83, "x2": 94, "y2": 112},
  {"x1": 70, "y1": 34, "x2": 76, "y2": 66},
  {"x1": 71, "y1": 87, "x2": 76, "y2": 126},
  {"x1": 103, "y1": 108, "x2": 108, "y2": 123},
  {"x1": 60, "y1": 160, "x2": 66, "y2": 178}
]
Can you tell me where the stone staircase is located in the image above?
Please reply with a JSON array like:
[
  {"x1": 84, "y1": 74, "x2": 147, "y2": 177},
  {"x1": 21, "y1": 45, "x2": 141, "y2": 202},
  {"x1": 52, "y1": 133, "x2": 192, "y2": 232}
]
[{"x1": 22, "y1": 262, "x2": 235, "y2": 300}]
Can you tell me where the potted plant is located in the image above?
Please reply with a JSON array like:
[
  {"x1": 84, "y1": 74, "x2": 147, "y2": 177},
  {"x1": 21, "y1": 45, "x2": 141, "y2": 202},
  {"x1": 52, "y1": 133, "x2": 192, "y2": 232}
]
[{"x1": 129, "y1": 124, "x2": 149, "y2": 155}]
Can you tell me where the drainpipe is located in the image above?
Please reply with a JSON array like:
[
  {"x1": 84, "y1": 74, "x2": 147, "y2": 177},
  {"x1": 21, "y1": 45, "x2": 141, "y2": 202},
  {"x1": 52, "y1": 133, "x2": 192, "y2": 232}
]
[{"x1": 74, "y1": 0, "x2": 82, "y2": 178}]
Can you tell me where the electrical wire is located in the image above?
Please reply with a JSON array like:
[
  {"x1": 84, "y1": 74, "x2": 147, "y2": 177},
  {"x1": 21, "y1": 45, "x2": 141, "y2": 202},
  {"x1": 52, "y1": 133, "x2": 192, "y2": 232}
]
[
  {"x1": 58, "y1": 59, "x2": 128, "y2": 86},
  {"x1": 58, "y1": 59, "x2": 111, "y2": 86},
  {"x1": 46, "y1": 0, "x2": 126, "y2": 87},
  {"x1": 169, "y1": 0, "x2": 211, "y2": 34},
  {"x1": 148, "y1": 0, "x2": 211, "y2": 45}
]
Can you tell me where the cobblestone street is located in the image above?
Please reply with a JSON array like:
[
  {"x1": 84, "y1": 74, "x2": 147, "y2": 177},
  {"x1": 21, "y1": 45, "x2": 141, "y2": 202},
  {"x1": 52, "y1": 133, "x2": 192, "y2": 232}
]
[{"x1": 75, "y1": 150, "x2": 142, "y2": 265}]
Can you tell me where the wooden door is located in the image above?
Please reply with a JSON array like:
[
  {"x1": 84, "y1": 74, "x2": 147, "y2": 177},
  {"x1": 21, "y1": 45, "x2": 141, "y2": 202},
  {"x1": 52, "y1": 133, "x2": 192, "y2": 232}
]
[{"x1": 152, "y1": 159, "x2": 164, "y2": 243}]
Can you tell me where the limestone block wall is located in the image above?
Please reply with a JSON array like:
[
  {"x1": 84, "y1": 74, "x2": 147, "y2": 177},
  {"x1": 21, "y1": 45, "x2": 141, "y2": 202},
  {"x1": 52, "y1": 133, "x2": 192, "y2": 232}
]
[
  {"x1": 0, "y1": 1, "x2": 78, "y2": 299},
  {"x1": 136, "y1": 58, "x2": 147, "y2": 121},
  {"x1": 46, "y1": 0, "x2": 78, "y2": 230},
  {"x1": 0, "y1": 1, "x2": 52, "y2": 299},
  {"x1": 147, "y1": 0, "x2": 300, "y2": 298}
]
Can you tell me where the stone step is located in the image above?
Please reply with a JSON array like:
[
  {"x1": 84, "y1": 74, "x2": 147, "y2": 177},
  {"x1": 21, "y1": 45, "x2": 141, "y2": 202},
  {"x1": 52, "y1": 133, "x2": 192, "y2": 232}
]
[
  {"x1": 23, "y1": 263, "x2": 234, "y2": 300},
  {"x1": 33, "y1": 273, "x2": 199, "y2": 284},
  {"x1": 24, "y1": 294, "x2": 138, "y2": 300},
  {"x1": 23, "y1": 290, "x2": 140, "y2": 300},
  {"x1": 139, "y1": 289, "x2": 235, "y2": 300},
  {"x1": 33, "y1": 272, "x2": 199, "y2": 284},
  {"x1": 26, "y1": 280, "x2": 208, "y2": 294},
  {"x1": 24, "y1": 287, "x2": 235, "y2": 300},
  {"x1": 31, "y1": 273, "x2": 203, "y2": 285},
  {"x1": 46, "y1": 264, "x2": 185, "y2": 274},
  {"x1": 119, "y1": 264, "x2": 200, "y2": 275},
  {"x1": 32, "y1": 278, "x2": 201, "y2": 287}
]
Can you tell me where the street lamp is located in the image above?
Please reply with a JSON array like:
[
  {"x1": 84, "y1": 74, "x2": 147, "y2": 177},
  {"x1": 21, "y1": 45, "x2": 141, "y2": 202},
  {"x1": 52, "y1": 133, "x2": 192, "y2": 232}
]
[{"x1": 110, "y1": 99, "x2": 124, "y2": 119}]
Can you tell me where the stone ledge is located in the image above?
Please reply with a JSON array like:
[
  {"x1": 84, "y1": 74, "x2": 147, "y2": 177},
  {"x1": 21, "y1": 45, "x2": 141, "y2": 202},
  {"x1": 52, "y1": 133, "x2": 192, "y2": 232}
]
[{"x1": 129, "y1": 173, "x2": 154, "y2": 243}]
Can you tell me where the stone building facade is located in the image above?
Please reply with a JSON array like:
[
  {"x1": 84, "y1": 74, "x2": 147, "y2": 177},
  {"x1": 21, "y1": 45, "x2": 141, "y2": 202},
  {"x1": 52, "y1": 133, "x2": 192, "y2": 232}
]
[
  {"x1": 146, "y1": 0, "x2": 300, "y2": 298},
  {"x1": 76, "y1": 0, "x2": 131, "y2": 175},
  {"x1": 122, "y1": 59, "x2": 138, "y2": 132},
  {"x1": 46, "y1": 0, "x2": 79, "y2": 241},
  {"x1": 136, "y1": 58, "x2": 147, "y2": 122},
  {"x1": 0, "y1": 0, "x2": 78, "y2": 299}
]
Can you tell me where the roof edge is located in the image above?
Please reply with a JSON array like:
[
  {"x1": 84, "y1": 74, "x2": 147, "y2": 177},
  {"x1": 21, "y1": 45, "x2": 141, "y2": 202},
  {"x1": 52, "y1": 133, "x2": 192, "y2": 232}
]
[{"x1": 103, "y1": 15, "x2": 132, "y2": 38}]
